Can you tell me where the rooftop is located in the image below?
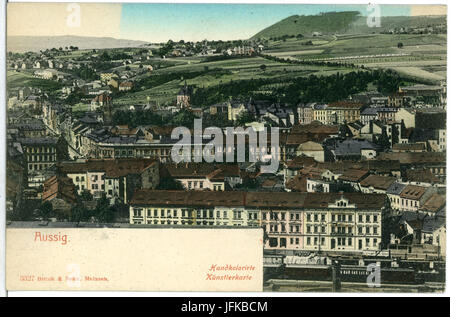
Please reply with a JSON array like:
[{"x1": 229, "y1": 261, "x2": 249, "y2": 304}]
[
  {"x1": 130, "y1": 190, "x2": 386, "y2": 210},
  {"x1": 420, "y1": 194, "x2": 446, "y2": 213},
  {"x1": 359, "y1": 174, "x2": 397, "y2": 190},
  {"x1": 58, "y1": 158, "x2": 158, "y2": 178},
  {"x1": 399, "y1": 185, "x2": 428, "y2": 200}
]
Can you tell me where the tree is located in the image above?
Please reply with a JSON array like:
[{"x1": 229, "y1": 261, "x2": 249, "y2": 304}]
[
  {"x1": 8, "y1": 199, "x2": 39, "y2": 221},
  {"x1": 235, "y1": 177, "x2": 259, "y2": 190},
  {"x1": 235, "y1": 112, "x2": 256, "y2": 126},
  {"x1": 38, "y1": 201, "x2": 53, "y2": 220},
  {"x1": 171, "y1": 108, "x2": 196, "y2": 128},
  {"x1": 260, "y1": 64, "x2": 267, "y2": 72},
  {"x1": 93, "y1": 193, "x2": 115, "y2": 223},
  {"x1": 397, "y1": 42, "x2": 404, "y2": 49},
  {"x1": 80, "y1": 189, "x2": 93, "y2": 201},
  {"x1": 156, "y1": 178, "x2": 184, "y2": 190},
  {"x1": 70, "y1": 204, "x2": 90, "y2": 223}
]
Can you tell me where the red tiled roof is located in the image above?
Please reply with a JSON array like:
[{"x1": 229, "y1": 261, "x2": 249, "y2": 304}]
[
  {"x1": 421, "y1": 194, "x2": 445, "y2": 213},
  {"x1": 130, "y1": 190, "x2": 386, "y2": 210},
  {"x1": 42, "y1": 175, "x2": 77, "y2": 204},
  {"x1": 119, "y1": 81, "x2": 133, "y2": 87},
  {"x1": 328, "y1": 101, "x2": 364, "y2": 109},
  {"x1": 359, "y1": 174, "x2": 397, "y2": 190},
  {"x1": 400, "y1": 185, "x2": 428, "y2": 200},
  {"x1": 92, "y1": 93, "x2": 111, "y2": 103},
  {"x1": 58, "y1": 159, "x2": 158, "y2": 178},
  {"x1": 339, "y1": 169, "x2": 369, "y2": 182}
]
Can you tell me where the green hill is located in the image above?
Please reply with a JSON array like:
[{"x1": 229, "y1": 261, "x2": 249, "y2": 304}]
[
  {"x1": 251, "y1": 11, "x2": 447, "y2": 40},
  {"x1": 251, "y1": 11, "x2": 361, "y2": 39},
  {"x1": 346, "y1": 14, "x2": 447, "y2": 33}
]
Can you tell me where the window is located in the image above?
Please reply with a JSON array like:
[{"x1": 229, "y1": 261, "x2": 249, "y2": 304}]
[{"x1": 133, "y1": 209, "x2": 142, "y2": 217}]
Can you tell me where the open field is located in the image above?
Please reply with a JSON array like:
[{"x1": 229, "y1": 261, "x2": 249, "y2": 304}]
[
  {"x1": 389, "y1": 66, "x2": 446, "y2": 82},
  {"x1": 266, "y1": 34, "x2": 445, "y2": 59},
  {"x1": 115, "y1": 55, "x2": 356, "y2": 106},
  {"x1": 6, "y1": 70, "x2": 63, "y2": 91},
  {"x1": 264, "y1": 33, "x2": 446, "y2": 83},
  {"x1": 115, "y1": 33, "x2": 447, "y2": 105},
  {"x1": 8, "y1": 31, "x2": 445, "y2": 108}
]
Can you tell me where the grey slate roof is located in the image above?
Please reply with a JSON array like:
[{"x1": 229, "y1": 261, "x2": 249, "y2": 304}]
[{"x1": 387, "y1": 182, "x2": 407, "y2": 195}]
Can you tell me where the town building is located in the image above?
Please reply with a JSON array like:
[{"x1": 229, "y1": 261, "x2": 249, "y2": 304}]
[
  {"x1": 57, "y1": 158, "x2": 160, "y2": 203},
  {"x1": 177, "y1": 82, "x2": 193, "y2": 108},
  {"x1": 42, "y1": 175, "x2": 77, "y2": 215},
  {"x1": 297, "y1": 103, "x2": 315, "y2": 125},
  {"x1": 129, "y1": 191, "x2": 387, "y2": 253},
  {"x1": 20, "y1": 137, "x2": 68, "y2": 188},
  {"x1": 164, "y1": 163, "x2": 242, "y2": 191}
]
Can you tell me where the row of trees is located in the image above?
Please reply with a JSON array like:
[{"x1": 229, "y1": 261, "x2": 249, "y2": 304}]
[
  {"x1": 191, "y1": 68, "x2": 405, "y2": 107},
  {"x1": 111, "y1": 109, "x2": 164, "y2": 127},
  {"x1": 7, "y1": 192, "x2": 125, "y2": 224},
  {"x1": 260, "y1": 52, "x2": 360, "y2": 69}
]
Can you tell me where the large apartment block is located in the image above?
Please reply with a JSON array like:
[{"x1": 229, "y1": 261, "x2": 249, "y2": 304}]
[
  {"x1": 129, "y1": 190, "x2": 387, "y2": 253},
  {"x1": 57, "y1": 158, "x2": 159, "y2": 202}
]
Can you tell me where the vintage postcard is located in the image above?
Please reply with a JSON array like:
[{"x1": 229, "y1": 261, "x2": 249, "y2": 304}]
[{"x1": 3, "y1": 1, "x2": 447, "y2": 294}]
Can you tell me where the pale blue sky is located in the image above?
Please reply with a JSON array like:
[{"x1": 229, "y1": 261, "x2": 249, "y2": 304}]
[{"x1": 119, "y1": 4, "x2": 412, "y2": 42}]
